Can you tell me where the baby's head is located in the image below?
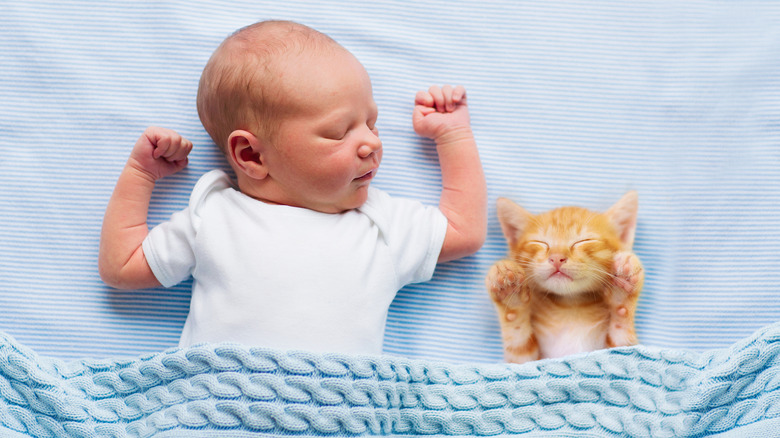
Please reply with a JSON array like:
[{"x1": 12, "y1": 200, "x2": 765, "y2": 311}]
[
  {"x1": 197, "y1": 21, "x2": 331, "y2": 153},
  {"x1": 197, "y1": 20, "x2": 382, "y2": 213}
]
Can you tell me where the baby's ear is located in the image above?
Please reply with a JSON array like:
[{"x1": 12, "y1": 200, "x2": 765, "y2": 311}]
[
  {"x1": 605, "y1": 191, "x2": 638, "y2": 249},
  {"x1": 227, "y1": 130, "x2": 268, "y2": 179},
  {"x1": 496, "y1": 197, "x2": 532, "y2": 249}
]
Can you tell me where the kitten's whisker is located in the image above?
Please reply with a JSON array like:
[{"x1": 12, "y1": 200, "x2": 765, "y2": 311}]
[
  {"x1": 590, "y1": 265, "x2": 618, "y2": 279},
  {"x1": 595, "y1": 278, "x2": 615, "y2": 291}
]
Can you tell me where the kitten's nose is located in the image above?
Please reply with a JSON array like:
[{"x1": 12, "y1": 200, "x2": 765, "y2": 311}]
[{"x1": 549, "y1": 254, "x2": 567, "y2": 269}]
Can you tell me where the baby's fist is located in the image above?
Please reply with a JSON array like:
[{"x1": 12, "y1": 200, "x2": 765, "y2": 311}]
[
  {"x1": 129, "y1": 127, "x2": 193, "y2": 181},
  {"x1": 413, "y1": 85, "x2": 471, "y2": 141}
]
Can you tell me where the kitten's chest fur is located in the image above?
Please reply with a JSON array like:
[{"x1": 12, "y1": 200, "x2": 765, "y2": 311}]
[{"x1": 530, "y1": 289, "x2": 610, "y2": 358}]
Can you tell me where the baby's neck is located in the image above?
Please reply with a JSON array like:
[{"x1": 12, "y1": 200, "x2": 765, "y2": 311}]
[{"x1": 234, "y1": 173, "x2": 358, "y2": 214}]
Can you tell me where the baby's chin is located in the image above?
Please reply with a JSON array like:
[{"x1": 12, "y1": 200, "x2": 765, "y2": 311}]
[
  {"x1": 348, "y1": 183, "x2": 372, "y2": 207},
  {"x1": 314, "y1": 186, "x2": 371, "y2": 214}
]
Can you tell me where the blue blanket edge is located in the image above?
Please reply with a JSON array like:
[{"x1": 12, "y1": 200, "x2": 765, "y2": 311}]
[{"x1": 2, "y1": 322, "x2": 780, "y2": 437}]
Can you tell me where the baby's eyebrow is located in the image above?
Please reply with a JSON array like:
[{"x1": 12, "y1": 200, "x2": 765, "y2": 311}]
[{"x1": 316, "y1": 113, "x2": 349, "y2": 128}]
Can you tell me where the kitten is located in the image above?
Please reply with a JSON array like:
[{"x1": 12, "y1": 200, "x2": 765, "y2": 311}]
[{"x1": 486, "y1": 192, "x2": 643, "y2": 364}]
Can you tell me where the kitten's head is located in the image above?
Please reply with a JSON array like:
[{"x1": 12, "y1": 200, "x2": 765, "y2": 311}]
[{"x1": 496, "y1": 192, "x2": 638, "y2": 297}]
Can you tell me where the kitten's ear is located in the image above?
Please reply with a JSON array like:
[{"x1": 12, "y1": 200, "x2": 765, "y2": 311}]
[
  {"x1": 496, "y1": 197, "x2": 533, "y2": 249},
  {"x1": 605, "y1": 191, "x2": 639, "y2": 249}
]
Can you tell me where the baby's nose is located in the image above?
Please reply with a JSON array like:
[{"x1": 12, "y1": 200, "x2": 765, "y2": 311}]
[
  {"x1": 358, "y1": 144, "x2": 377, "y2": 158},
  {"x1": 358, "y1": 135, "x2": 382, "y2": 158}
]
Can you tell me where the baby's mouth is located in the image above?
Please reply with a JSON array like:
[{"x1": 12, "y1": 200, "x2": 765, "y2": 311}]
[{"x1": 355, "y1": 169, "x2": 376, "y2": 182}]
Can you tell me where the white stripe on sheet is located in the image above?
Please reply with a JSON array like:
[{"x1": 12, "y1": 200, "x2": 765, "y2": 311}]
[{"x1": 1, "y1": 0, "x2": 779, "y2": 362}]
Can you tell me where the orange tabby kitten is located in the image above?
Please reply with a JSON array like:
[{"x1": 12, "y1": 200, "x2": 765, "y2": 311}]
[{"x1": 486, "y1": 192, "x2": 643, "y2": 364}]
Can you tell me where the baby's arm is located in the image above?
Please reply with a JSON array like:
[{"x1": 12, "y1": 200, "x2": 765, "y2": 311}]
[
  {"x1": 99, "y1": 127, "x2": 192, "y2": 289},
  {"x1": 413, "y1": 85, "x2": 487, "y2": 263}
]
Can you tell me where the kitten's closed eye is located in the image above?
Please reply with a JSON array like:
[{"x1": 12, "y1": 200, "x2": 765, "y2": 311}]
[
  {"x1": 571, "y1": 239, "x2": 599, "y2": 249},
  {"x1": 527, "y1": 240, "x2": 549, "y2": 250}
]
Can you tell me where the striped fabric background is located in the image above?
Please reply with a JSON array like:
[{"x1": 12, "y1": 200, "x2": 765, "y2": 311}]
[{"x1": 1, "y1": 0, "x2": 779, "y2": 363}]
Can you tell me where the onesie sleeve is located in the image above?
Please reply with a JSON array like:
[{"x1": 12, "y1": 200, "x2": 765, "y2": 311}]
[
  {"x1": 360, "y1": 188, "x2": 448, "y2": 286},
  {"x1": 142, "y1": 207, "x2": 196, "y2": 287},
  {"x1": 142, "y1": 170, "x2": 231, "y2": 287}
]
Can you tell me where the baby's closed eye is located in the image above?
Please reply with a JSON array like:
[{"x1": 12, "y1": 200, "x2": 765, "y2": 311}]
[{"x1": 322, "y1": 127, "x2": 347, "y2": 140}]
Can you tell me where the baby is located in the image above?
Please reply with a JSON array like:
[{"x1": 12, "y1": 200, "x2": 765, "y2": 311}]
[{"x1": 99, "y1": 20, "x2": 486, "y2": 355}]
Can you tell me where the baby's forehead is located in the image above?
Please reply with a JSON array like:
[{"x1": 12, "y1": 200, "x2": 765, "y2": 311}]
[
  {"x1": 226, "y1": 21, "x2": 339, "y2": 57},
  {"x1": 219, "y1": 27, "x2": 346, "y2": 85}
]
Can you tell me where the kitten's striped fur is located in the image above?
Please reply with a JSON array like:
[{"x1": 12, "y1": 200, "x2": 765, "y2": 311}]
[{"x1": 486, "y1": 192, "x2": 643, "y2": 364}]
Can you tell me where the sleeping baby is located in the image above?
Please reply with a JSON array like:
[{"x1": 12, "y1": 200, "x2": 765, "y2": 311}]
[{"x1": 98, "y1": 20, "x2": 486, "y2": 354}]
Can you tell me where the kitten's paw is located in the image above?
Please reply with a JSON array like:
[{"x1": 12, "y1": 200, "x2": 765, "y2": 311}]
[
  {"x1": 612, "y1": 252, "x2": 643, "y2": 294},
  {"x1": 607, "y1": 326, "x2": 638, "y2": 348},
  {"x1": 486, "y1": 260, "x2": 525, "y2": 304},
  {"x1": 503, "y1": 335, "x2": 540, "y2": 364}
]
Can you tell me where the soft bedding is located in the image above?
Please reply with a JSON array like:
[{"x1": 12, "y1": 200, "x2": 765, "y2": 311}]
[
  {"x1": 1, "y1": 0, "x2": 779, "y2": 436},
  {"x1": 2, "y1": 322, "x2": 780, "y2": 437}
]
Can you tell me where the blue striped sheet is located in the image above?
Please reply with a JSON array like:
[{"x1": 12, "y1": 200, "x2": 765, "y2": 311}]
[{"x1": 0, "y1": 0, "x2": 779, "y2": 363}]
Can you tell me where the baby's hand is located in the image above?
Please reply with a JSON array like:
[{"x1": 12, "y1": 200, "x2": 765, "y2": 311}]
[
  {"x1": 412, "y1": 85, "x2": 471, "y2": 141},
  {"x1": 128, "y1": 127, "x2": 193, "y2": 182}
]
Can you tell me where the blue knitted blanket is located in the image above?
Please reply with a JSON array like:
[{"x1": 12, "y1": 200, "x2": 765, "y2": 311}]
[{"x1": 2, "y1": 323, "x2": 779, "y2": 437}]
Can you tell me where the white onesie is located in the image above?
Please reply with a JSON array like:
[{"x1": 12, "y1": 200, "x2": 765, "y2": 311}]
[{"x1": 142, "y1": 170, "x2": 447, "y2": 355}]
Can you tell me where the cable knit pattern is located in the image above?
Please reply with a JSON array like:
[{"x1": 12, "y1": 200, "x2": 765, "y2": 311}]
[{"x1": 1, "y1": 323, "x2": 780, "y2": 437}]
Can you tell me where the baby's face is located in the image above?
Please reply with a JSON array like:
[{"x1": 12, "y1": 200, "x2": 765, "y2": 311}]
[{"x1": 263, "y1": 49, "x2": 383, "y2": 213}]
